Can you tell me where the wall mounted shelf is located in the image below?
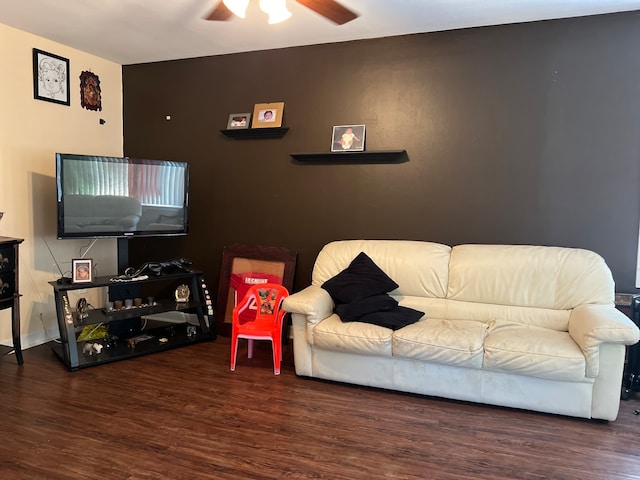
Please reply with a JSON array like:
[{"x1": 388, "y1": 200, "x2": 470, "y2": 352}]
[
  {"x1": 290, "y1": 150, "x2": 407, "y2": 164},
  {"x1": 221, "y1": 127, "x2": 289, "y2": 139}
]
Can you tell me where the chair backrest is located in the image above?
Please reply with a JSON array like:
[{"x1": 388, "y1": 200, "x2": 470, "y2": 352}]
[{"x1": 232, "y1": 283, "x2": 289, "y2": 326}]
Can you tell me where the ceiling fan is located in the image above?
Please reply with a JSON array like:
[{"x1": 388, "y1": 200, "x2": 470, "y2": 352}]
[{"x1": 205, "y1": 0, "x2": 359, "y2": 25}]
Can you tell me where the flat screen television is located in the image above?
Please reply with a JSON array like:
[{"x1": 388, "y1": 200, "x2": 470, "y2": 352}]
[{"x1": 56, "y1": 153, "x2": 189, "y2": 239}]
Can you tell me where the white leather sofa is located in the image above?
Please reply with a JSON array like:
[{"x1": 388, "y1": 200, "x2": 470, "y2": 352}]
[{"x1": 283, "y1": 240, "x2": 640, "y2": 421}]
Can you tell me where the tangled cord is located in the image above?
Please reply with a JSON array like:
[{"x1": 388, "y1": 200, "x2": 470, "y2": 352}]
[{"x1": 123, "y1": 258, "x2": 193, "y2": 278}]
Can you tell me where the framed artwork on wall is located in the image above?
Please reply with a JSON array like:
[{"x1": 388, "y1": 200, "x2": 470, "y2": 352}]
[
  {"x1": 79, "y1": 70, "x2": 102, "y2": 111},
  {"x1": 215, "y1": 244, "x2": 296, "y2": 336},
  {"x1": 251, "y1": 102, "x2": 284, "y2": 128},
  {"x1": 32, "y1": 48, "x2": 70, "y2": 106},
  {"x1": 331, "y1": 124, "x2": 366, "y2": 152}
]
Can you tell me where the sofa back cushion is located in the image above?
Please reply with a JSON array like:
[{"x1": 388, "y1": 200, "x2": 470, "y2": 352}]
[
  {"x1": 312, "y1": 240, "x2": 451, "y2": 299},
  {"x1": 447, "y1": 244, "x2": 614, "y2": 309}
]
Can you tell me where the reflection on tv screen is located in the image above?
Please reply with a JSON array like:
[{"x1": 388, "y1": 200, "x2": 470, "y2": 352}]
[{"x1": 56, "y1": 154, "x2": 189, "y2": 239}]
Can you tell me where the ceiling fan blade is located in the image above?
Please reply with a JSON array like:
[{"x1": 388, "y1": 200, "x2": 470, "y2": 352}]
[
  {"x1": 295, "y1": 0, "x2": 359, "y2": 25},
  {"x1": 204, "y1": 1, "x2": 234, "y2": 21}
]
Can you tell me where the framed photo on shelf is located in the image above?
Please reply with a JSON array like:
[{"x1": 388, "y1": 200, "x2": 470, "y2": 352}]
[
  {"x1": 32, "y1": 48, "x2": 70, "y2": 106},
  {"x1": 251, "y1": 102, "x2": 284, "y2": 128},
  {"x1": 227, "y1": 113, "x2": 251, "y2": 129},
  {"x1": 72, "y1": 258, "x2": 93, "y2": 284},
  {"x1": 331, "y1": 124, "x2": 366, "y2": 152}
]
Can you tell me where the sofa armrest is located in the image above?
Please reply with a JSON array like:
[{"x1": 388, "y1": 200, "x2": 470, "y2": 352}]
[
  {"x1": 120, "y1": 214, "x2": 141, "y2": 230},
  {"x1": 569, "y1": 304, "x2": 640, "y2": 377},
  {"x1": 282, "y1": 285, "x2": 334, "y2": 327}
]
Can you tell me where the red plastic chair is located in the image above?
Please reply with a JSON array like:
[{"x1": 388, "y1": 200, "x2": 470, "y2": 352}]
[{"x1": 230, "y1": 283, "x2": 289, "y2": 375}]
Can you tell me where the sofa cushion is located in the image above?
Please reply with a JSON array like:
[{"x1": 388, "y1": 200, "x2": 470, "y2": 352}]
[
  {"x1": 444, "y1": 299, "x2": 571, "y2": 332},
  {"x1": 321, "y1": 252, "x2": 399, "y2": 304},
  {"x1": 358, "y1": 306, "x2": 424, "y2": 330},
  {"x1": 483, "y1": 323, "x2": 586, "y2": 381},
  {"x1": 393, "y1": 318, "x2": 489, "y2": 368},
  {"x1": 447, "y1": 244, "x2": 614, "y2": 310},
  {"x1": 313, "y1": 240, "x2": 452, "y2": 298},
  {"x1": 312, "y1": 314, "x2": 393, "y2": 356},
  {"x1": 335, "y1": 294, "x2": 398, "y2": 321}
]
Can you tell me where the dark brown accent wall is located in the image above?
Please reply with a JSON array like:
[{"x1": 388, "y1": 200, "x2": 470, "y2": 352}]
[{"x1": 123, "y1": 11, "x2": 640, "y2": 294}]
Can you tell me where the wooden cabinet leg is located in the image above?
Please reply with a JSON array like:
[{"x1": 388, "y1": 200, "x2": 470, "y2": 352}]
[{"x1": 12, "y1": 299, "x2": 23, "y2": 365}]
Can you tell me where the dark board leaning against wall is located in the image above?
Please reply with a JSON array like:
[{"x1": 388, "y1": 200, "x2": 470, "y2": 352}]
[{"x1": 123, "y1": 11, "x2": 640, "y2": 295}]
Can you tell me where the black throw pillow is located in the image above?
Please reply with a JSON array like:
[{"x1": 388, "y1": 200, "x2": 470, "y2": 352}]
[
  {"x1": 335, "y1": 294, "x2": 398, "y2": 322},
  {"x1": 358, "y1": 306, "x2": 424, "y2": 331},
  {"x1": 321, "y1": 252, "x2": 399, "y2": 304}
]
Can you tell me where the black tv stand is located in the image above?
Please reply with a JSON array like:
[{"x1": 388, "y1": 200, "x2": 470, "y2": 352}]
[{"x1": 49, "y1": 269, "x2": 216, "y2": 370}]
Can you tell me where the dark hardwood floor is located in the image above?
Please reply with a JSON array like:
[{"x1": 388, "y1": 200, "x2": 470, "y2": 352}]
[{"x1": 1, "y1": 336, "x2": 639, "y2": 480}]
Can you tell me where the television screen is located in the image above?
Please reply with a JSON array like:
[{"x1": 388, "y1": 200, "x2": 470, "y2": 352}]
[{"x1": 56, "y1": 153, "x2": 189, "y2": 239}]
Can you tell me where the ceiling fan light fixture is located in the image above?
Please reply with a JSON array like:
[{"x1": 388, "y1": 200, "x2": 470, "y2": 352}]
[
  {"x1": 223, "y1": 0, "x2": 250, "y2": 19},
  {"x1": 259, "y1": 0, "x2": 292, "y2": 24}
]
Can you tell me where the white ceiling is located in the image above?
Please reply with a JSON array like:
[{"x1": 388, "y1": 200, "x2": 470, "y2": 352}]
[{"x1": 1, "y1": 0, "x2": 639, "y2": 65}]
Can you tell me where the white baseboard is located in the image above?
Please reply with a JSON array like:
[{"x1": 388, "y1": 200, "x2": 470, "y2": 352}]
[{"x1": 1, "y1": 329, "x2": 58, "y2": 350}]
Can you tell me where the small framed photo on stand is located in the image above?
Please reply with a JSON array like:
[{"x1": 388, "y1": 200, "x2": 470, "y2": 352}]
[{"x1": 72, "y1": 258, "x2": 93, "y2": 284}]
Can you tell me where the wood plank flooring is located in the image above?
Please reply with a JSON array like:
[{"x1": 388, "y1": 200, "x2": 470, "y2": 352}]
[{"x1": 1, "y1": 337, "x2": 639, "y2": 480}]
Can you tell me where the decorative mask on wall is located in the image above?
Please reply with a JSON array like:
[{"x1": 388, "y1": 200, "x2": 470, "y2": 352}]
[{"x1": 79, "y1": 70, "x2": 102, "y2": 111}]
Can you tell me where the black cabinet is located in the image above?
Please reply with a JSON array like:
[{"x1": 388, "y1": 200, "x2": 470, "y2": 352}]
[
  {"x1": 0, "y1": 237, "x2": 24, "y2": 365},
  {"x1": 619, "y1": 294, "x2": 640, "y2": 400},
  {"x1": 50, "y1": 270, "x2": 215, "y2": 370}
]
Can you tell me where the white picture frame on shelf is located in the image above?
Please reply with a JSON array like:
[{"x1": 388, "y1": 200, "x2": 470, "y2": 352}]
[{"x1": 331, "y1": 124, "x2": 365, "y2": 152}]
